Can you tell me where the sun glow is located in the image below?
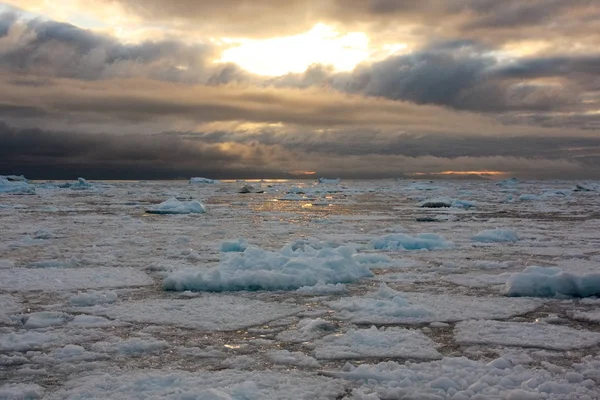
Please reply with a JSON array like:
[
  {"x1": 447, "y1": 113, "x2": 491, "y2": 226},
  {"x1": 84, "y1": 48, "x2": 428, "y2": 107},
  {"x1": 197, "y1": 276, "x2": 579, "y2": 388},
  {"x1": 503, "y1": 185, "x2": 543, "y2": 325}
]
[{"x1": 219, "y1": 23, "x2": 370, "y2": 76}]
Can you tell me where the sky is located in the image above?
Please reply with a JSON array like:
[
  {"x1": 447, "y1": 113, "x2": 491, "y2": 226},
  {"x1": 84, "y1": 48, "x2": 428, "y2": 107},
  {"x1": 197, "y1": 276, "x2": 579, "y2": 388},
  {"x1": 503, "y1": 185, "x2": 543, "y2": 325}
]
[{"x1": 0, "y1": 0, "x2": 599, "y2": 179}]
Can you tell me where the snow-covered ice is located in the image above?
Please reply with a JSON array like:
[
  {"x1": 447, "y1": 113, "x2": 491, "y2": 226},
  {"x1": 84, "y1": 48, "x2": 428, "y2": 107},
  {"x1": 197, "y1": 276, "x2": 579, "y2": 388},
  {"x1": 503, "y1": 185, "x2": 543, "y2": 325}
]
[
  {"x1": 314, "y1": 326, "x2": 441, "y2": 360},
  {"x1": 0, "y1": 267, "x2": 152, "y2": 291},
  {"x1": 328, "y1": 284, "x2": 542, "y2": 324},
  {"x1": 368, "y1": 233, "x2": 452, "y2": 250},
  {"x1": 1, "y1": 179, "x2": 600, "y2": 397},
  {"x1": 146, "y1": 197, "x2": 206, "y2": 214},
  {"x1": 504, "y1": 266, "x2": 600, "y2": 297},
  {"x1": 163, "y1": 243, "x2": 372, "y2": 291},
  {"x1": 472, "y1": 228, "x2": 519, "y2": 243},
  {"x1": 84, "y1": 296, "x2": 302, "y2": 330},
  {"x1": 455, "y1": 320, "x2": 600, "y2": 350}
]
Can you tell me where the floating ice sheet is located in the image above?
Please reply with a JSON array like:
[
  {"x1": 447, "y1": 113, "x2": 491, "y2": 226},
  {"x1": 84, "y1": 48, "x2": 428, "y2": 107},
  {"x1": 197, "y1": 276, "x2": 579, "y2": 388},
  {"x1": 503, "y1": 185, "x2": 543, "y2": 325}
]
[
  {"x1": 328, "y1": 284, "x2": 542, "y2": 324},
  {"x1": 314, "y1": 326, "x2": 441, "y2": 360},
  {"x1": 455, "y1": 320, "x2": 600, "y2": 350},
  {"x1": 45, "y1": 369, "x2": 348, "y2": 400},
  {"x1": 0, "y1": 267, "x2": 152, "y2": 292},
  {"x1": 85, "y1": 296, "x2": 303, "y2": 331}
]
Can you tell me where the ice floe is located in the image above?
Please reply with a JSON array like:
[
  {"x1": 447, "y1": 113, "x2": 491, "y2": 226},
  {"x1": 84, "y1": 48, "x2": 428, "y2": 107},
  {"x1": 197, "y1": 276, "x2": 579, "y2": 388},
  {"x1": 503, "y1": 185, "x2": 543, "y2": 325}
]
[
  {"x1": 455, "y1": 320, "x2": 600, "y2": 350},
  {"x1": 328, "y1": 284, "x2": 542, "y2": 324},
  {"x1": 472, "y1": 228, "x2": 519, "y2": 243},
  {"x1": 45, "y1": 369, "x2": 348, "y2": 400},
  {"x1": 163, "y1": 243, "x2": 373, "y2": 292},
  {"x1": 0, "y1": 267, "x2": 152, "y2": 292},
  {"x1": 331, "y1": 355, "x2": 600, "y2": 399},
  {"x1": 189, "y1": 177, "x2": 219, "y2": 184},
  {"x1": 314, "y1": 326, "x2": 441, "y2": 360},
  {"x1": 368, "y1": 233, "x2": 452, "y2": 251},
  {"x1": 146, "y1": 197, "x2": 206, "y2": 214},
  {"x1": 85, "y1": 296, "x2": 302, "y2": 331},
  {"x1": 504, "y1": 266, "x2": 600, "y2": 298}
]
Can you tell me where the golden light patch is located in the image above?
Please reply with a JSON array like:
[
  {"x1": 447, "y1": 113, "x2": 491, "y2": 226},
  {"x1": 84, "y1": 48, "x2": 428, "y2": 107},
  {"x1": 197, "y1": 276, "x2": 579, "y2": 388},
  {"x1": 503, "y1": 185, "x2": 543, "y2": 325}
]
[{"x1": 218, "y1": 23, "x2": 370, "y2": 76}]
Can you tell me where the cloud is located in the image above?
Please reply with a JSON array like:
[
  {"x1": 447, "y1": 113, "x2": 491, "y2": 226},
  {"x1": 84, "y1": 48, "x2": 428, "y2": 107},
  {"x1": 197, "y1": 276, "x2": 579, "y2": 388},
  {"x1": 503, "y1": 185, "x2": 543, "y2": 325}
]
[{"x1": 1, "y1": 121, "x2": 598, "y2": 180}]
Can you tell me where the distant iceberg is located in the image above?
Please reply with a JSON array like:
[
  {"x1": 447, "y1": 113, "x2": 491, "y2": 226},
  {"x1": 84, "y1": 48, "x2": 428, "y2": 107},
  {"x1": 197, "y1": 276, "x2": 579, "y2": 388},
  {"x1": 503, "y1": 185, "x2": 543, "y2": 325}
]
[
  {"x1": 146, "y1": 198, "x2": 206, "y2": 214},
  {"x1": 190, "y1": 177, "x2": 219, "y2": 184}
]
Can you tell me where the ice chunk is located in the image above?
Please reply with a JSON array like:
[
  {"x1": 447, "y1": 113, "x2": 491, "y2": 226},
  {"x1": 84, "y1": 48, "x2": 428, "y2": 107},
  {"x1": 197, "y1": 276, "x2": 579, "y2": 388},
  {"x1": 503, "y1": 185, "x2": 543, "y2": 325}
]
[
  {"x1": 220, "y1": 239, "x2": 248, "y2": 252},
  {"x1": 277, "y1": 318, "x2": 339, "y2": 342},
  {"x1": 472, "y1": 229, "x2": 519, "y2": 243},
  {"x1": 60, "y1": 177, "x2": 93, "y2": 190},
  {"x1": 21, "y1": 311, "x2": 71, "y2": 329},
  {"x1": 0, "y1": 267, "x2": 152, "y2": 292},
  {"x1": 0, "y1": 176, "x2": 35, "y2": 194},
  {"x1": 314, "y1": 326, "x2": 441, "y2": 360},
  {"x1": 296, "y1": 283, "x2": 347, "y2": 295},
  {"x1": 369, "y1": 233, "x2": 452, "y2": 251},
  {"x1": 318, "y1": 178, "x2": 341, "y2": 184},
  {"x1": 504, "y1": 266, "x2": 600, "y2": 298},
  {"x1": 69, "y1": 291, "x2": 118, "y2": 307},
  {"x1": 146, "y1": 197, "x2": 206, "y2": 214},
  {"x1": 352, "y1": 253, "x2": 393, "y2": 265},
  {"x1": 0, "y1": 331, "x2": 58, "y2": 352},
  {"x1": 455, "y1": 320, "x2": 600, "y2": 350},
  {"x1": 190, "y1": 177, "x2": 219, "y2": 184},
  {"x1": 86, "y1": 296, "x2": 302, "y2": 331},
  {"x1": 163, "y1": 244, "x2": 373, "y2": 292}
]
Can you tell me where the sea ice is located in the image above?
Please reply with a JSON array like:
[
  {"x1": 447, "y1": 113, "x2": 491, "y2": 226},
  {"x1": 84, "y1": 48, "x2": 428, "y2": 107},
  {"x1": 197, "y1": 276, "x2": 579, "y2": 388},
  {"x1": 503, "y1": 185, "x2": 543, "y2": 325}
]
[
  {"x1": 419, "y1": 197, "x2": 476, "y2": 209},
  {"x1": 455, "y1": 320, "x2": 600, "y2": 350},
  {"x1": 328, "y1": 284, "x2": 542, "y2": 324},
  {"x1": 276, "y1": 318, "x2": 339, "y2": 343},
  {"x1": 314, "y1": 326, "x2": 441, "y2": 360},
  {"x1": 146, "y1": 197, "x2": 206, "y2": 214},
  {"x1": 45, "y1": 369, "x2": 348, "y2": 400},
  {"x1": 332, "y1": 356, "x2": 600, "y2": 399},
  {"x1": 472, "y1": 229, "x2": 519, "y2": 243},
  {"x1": 68, "y1": 291, "x2": 118, "y2": 307},
  {"x1": 0, "y1": 383, "x2": 44, "y2": 400},
  {"x1": 189, "y1": 177, "x2": 219, "y2": 184},
  {"x1": 0, "y1": 267, "x2": 152, "y2": 292},
  {"x1": 163, "y1": 244, "x2": 372, "y2": 292},
  {"x1": 504, "y1": 266, "x2": 600, "y2": 298},
  {"x1": 85, "y1": 296, "x2": 302, "y2": 331},
  {"x1": 0, "y1": 294, "x2": 21, "y2": 324},
  {"x1": 368, "y1": 233, "x2": 452, "y2": 251},
  {"x1": 0, "y1": 176, "x2": 35, "y2": 194},
  {"x1": 267, "y1": 350, "x2": 321, "y2": 368},
  {"x1": 91, "y1": 338, "x2": 169, "y2": 355}
]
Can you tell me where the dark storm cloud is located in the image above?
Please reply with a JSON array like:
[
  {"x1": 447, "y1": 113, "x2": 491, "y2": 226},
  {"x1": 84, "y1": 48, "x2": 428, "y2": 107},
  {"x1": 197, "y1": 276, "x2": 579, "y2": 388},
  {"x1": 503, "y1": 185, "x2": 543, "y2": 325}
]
[
  {"x1": 0, "y1": 121, "x2": 286, "y2": 179},
  {"x1": 2, "y1": 121, "x2": 599, "y2": 180},
  {"x1": 271, "y1": 46, "x2": 582, "y2": 113}
]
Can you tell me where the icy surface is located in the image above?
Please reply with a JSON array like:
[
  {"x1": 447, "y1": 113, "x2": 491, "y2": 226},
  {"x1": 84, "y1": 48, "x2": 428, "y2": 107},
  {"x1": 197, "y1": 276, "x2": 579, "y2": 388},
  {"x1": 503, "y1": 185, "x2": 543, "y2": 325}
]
[
  {"x1": 146, "y1": 197, "x2": 206, "y2": 214},
  {"x1": 504, "y1": 266, "x2": 600, "y2": 297},
  {"x1": 85, "y1": 296, "x2": 303, "y2": 330},
  {"x1": 0, "y1": 268, "x2": 152, "y2": 291},
  {"x1": 190, "y1": 177, "x2": 219, "y2": 184},
  {"x1": 314, "y1": 326, "x2": 441, "y2": 360},
  {"x1": 2, "y1": 179, "x2": 600, "y2": 396},
  {"x1": 163, "y1": 244, "x2": 373, "y2": 292},
  {"x1": 332, "y1": 356, "x2": 600, "y2": 399},
  {"x1": 368, "y1": 233, "x2": 452, "y2": 250},
  {"x1": 455, "y1": 320, "x2": 600, "y2": 350},
  {"x1": 328, "y1": 284, "x2": 542, "y2": 324},
  {"x1": 46, "y1": 369, "x2": 347, "y2": 399},
  {"x1": 472, "y1": 228, "x2": 519, "y2": 243}
]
